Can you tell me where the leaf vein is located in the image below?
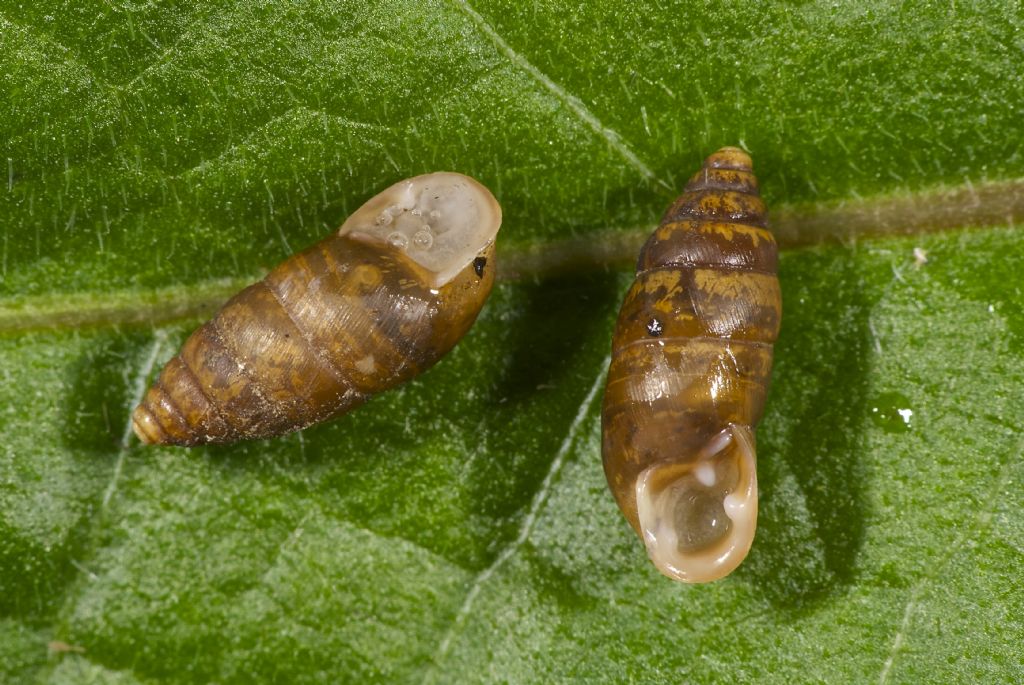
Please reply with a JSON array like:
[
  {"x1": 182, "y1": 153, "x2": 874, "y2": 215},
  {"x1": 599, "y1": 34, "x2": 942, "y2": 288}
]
[
  {"x1": 876, "y1": 435, "x2": 1022, "y2": 684},
  {"x1": 448, "y1": 0, "x2": 669, "y2": 190},
  {"x1": 420, "y1": 357, "x2": 610, "y2": 682},
  {"x1": 1, "y1": 178, "x2": 1022, "y2": 334},
  {"x1": 0, "y1": 11, "x2": 117, "y2": 93},
  {"x1": 116, "y1": 24, "x2": 206, "y2": 91},
  {"x1": 101, "y1": 331, "x2": 168, "y2": 510},
  {"x1": 180, "y1": 106, "x2": 386, "y2": 179}
]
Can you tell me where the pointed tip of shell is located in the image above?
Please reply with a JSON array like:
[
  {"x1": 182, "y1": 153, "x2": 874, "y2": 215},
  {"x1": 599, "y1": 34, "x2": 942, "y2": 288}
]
[
  {"x1": 705, "y1": 146, "x2": 753, "y2": 172},
  {"x1": 130, "y1": 404, "x2": 160, "y2": 445}
]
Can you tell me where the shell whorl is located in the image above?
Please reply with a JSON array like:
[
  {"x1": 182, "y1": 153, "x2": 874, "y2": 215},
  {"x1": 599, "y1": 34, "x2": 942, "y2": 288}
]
[
  {"x1": 638, "y1": 147, "x2": 775, "y2": 276},
  {"x1": 132, "y1": 172, "x2": 501, "y2": 446},
  {"x1": 601, "y1": 146, "x2": 781, "y2": 583}
]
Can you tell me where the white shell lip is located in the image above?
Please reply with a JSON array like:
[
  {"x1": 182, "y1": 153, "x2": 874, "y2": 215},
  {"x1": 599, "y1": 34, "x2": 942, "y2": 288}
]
[
  {"x1": 635, "y1": 424, "x2": 759, "y2": 584},
  {"x1": 341, "y1": 172, "x2": 502, "y2": 287}
]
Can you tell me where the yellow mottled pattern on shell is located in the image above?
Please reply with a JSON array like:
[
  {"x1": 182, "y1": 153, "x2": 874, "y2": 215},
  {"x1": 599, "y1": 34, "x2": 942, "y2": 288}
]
[
  {"x1": 602, "y1": 146, "x2": 781, "y2": 535},
  {"x1": 132, "y1": 235, "x2": 496, "y2": 446}
]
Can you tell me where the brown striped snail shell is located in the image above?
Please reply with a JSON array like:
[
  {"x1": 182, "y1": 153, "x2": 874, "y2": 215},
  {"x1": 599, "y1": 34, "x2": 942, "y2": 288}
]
[
  {"x1": 132, "y1": 173, "x2": 502, "y2": 446},
  {"x1": 601, "y1": 147, "x2": 781, "y2": 583}
]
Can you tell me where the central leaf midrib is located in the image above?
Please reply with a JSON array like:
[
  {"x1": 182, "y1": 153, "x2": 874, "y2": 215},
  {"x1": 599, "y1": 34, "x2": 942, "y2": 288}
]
[{"x1": 2, "y1": 175, "x2": 1020, "y2": 334}]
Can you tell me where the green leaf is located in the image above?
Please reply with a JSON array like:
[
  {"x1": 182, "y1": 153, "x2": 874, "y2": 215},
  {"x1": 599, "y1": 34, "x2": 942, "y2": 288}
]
[{"x1": 2, "y1": 1, "x2": 1023, "y2": 683}]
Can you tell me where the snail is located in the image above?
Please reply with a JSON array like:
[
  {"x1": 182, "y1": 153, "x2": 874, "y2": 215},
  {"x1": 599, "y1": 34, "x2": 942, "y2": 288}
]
[
  {"x1": 132, "y1": 172, "x2": 501, "y2": 446},
  {"x1": 601, "y1": 147, "x2": 781, "y2": 583}
]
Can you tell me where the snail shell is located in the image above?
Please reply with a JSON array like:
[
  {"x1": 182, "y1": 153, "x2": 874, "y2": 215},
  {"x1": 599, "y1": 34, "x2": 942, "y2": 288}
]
[
  {"x1": 601, "y1": 147, "x2": 781, "y2": 583},
  {"x1": 132, "y1": 172, "x2": 502, "y2": 446}
]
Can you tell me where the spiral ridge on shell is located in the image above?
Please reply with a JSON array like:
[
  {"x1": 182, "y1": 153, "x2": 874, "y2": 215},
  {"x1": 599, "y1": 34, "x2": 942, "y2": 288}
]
[
  {"x1": 601, "y1": 147, "x2": 781, "y2": 583},
  {"x1": 132, "y1": 172, "x2": 501, "y2": 446}
]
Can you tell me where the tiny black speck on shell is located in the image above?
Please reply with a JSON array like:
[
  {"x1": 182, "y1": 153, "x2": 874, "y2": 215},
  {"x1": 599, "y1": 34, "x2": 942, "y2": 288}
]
[
  {"x1": 129, "y1": 171, "x2": 501, "y2": 448},
  {"x1": 602, "y1": 147, "x2": 781, "y2": 585},
  {"x1": 473, "y1": 256, "x2": 487, "y2": 278}
]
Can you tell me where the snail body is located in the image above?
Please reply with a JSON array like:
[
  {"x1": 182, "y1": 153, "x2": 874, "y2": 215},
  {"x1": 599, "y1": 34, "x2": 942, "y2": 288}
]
[
  {"x1": 133, "y1": 173, "x2": 501, "y2": 446},
  {"x1": 601, "y1": 147, "x2": 780, "y2": 583}
]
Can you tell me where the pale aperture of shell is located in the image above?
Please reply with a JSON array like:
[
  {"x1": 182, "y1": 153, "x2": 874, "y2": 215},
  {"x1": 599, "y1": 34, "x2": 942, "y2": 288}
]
[{"x1": 601, "y1": 146, "x2": 781, "y2": 542}]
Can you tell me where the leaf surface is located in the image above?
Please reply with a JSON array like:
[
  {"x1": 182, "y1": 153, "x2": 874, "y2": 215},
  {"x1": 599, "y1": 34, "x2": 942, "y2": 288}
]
[{"x1": 1, "y1": 1, "x2": 1023, "y2": 683}]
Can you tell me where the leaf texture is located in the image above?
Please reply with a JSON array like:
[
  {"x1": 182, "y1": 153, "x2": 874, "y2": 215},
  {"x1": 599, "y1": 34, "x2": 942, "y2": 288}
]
[{"x1": 1, "y1": 1, "x2": 1023, "y2": 683}]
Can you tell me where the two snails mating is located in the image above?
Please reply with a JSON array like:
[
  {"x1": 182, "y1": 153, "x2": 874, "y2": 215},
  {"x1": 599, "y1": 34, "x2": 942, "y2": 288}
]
[{"x1": 132, "y1": 148, "x2": 780, "y2": 584}]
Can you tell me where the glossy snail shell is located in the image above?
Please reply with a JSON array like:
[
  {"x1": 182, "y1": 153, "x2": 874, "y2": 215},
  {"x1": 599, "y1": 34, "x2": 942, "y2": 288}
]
[
  {"x1": 601, "y1": 147, "x2": 781, "y2": 583},
  {"x1": 132, "y1": 172, "x2": 502, "y2": 446}
]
